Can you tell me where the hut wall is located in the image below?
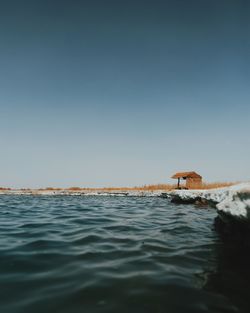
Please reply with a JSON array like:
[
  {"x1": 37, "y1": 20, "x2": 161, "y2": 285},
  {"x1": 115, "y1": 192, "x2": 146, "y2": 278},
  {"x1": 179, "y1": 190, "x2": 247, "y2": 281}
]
[{"x1": 186, "y1": 177, "x2": 202, "y2": 189}]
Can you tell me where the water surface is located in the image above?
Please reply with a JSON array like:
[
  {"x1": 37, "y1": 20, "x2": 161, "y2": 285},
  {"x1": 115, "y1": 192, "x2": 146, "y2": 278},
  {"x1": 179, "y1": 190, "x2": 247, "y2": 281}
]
[{"x1": 0, "y1": 195, "x2": 249, "y2": 313}]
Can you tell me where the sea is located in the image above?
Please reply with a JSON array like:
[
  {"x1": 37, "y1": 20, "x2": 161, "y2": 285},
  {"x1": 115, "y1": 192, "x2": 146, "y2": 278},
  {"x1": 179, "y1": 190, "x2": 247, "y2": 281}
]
[{"x1": 0, "y1": 195, "x2": 250, "y2": 313}]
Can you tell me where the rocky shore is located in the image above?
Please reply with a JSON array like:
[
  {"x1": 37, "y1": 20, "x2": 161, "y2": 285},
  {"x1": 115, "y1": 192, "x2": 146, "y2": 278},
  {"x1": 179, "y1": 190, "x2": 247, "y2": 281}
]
[
  {"x1": 169, "y1": 183, "x2": 250, "y2": 243},
  {"x1": 169, "y1": 183, "x2": 250, "y2": 218}
]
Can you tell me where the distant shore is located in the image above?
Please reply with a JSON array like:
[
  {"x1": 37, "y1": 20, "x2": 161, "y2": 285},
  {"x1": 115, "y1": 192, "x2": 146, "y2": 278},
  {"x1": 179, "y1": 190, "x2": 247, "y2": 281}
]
[
  {"x1": 0, "y1": 182, "x2": 238, "y2": 196},
  {"x1": 0, "y1": 188, "x2": 168, "y2": 197}
]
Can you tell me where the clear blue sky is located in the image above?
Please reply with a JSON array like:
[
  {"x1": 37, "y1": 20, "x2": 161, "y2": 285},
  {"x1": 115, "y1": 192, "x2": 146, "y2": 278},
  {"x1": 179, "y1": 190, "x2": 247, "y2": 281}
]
[{"x1": 0, "y1": 0, "x2": 249, "y2": 188}]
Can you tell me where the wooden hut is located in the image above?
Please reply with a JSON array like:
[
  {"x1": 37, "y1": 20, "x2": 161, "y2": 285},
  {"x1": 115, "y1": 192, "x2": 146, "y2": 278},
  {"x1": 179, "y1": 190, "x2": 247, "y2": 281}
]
[{"x1": 171, "y1": 171, "x2": 202, "y2": 189}]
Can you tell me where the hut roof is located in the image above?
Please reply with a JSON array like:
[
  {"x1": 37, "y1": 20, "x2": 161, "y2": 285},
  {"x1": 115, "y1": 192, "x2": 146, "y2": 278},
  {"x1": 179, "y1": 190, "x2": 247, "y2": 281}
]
[{"x1": 171, "y1": 171, "x2": 202, "y2": 179}]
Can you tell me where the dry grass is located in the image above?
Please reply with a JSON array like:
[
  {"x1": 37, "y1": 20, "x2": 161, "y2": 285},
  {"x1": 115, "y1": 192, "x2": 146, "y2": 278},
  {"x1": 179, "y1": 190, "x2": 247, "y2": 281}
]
[
  {"x1": 68, "y1": 187, "x2": 82, "y2": 191},
  {"x1": 199, "y1": 182, "x2": 238, "y2": 190},
  {"x1": 64, "y1": 182, "x2": 238, "y2": 192},
  {"x1": 39, "y1": 187, "x2": 62, "y2": 191},
  {"x1": 127, "y1": 184, "x2": 175, "y2": 191},
  {"x1": 64, "y1": 184, "x2": 175, "y2": 192},
  {"x1": 1, "y1": 182, "x2": 236, "y2": 193}
]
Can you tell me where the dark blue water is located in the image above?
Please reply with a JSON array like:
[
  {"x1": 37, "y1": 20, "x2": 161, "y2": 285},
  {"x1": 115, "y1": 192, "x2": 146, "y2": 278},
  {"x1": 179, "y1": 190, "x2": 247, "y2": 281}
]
[{"x1": 0, "y1": 196, "x2": 250, "y2": 313}]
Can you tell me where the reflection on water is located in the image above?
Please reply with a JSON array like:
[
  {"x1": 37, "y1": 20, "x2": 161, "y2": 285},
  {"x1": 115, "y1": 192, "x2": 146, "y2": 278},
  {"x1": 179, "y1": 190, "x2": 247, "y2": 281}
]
[
  {"x1": 203, "y1": 233, "x2": 250, "y2": 313},
  {"x1": 0, "y1": 195, "x2": 250, "y2": 313}
]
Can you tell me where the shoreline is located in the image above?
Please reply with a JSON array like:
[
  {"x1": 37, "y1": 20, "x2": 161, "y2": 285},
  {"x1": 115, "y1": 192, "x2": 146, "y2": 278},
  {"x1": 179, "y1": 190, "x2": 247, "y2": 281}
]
[
  {"x1": 1, "y1": 183, "x2": 250, "y2": 243},
  {"x1": 1, "y1": 183, "x2": 249, "y2": 217},
  {"x1": 0, "y1": 188, "x2": 170, "y2": 197}
]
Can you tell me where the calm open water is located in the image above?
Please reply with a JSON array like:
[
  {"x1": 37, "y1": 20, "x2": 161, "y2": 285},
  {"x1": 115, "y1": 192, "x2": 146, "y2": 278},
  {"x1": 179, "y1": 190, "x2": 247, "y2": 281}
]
[{"x1": 1, "y1": 195, "x2": 250, "y2": 313}]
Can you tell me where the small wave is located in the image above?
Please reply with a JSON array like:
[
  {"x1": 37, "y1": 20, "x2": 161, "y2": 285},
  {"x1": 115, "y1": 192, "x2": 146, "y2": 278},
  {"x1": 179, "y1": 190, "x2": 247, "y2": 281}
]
[{"x1": 0, "y1": 195, "x2": 246, "y2": 313}]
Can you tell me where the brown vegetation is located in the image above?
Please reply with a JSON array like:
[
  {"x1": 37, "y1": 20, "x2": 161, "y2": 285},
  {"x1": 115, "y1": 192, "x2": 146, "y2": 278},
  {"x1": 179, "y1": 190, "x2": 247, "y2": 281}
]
[
  {"x1": 67, "y1": 187, "x2": 82, "y2": 191},
  {"x1": 39, "y1": 187, "x2": 62, "y2": 191},
  {"x1": 199, "y1": 182, "x2": 238, "y2": 190},
  {"x1": 0, "y1": 182, "x2": 239, "y2": 193},
  {"x1": 64, "y1": 182, "x2": 238, "y2": 192}
]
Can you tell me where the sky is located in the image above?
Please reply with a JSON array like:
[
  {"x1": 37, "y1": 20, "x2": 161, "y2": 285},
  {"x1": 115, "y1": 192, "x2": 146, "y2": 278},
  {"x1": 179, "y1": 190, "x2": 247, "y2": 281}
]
[{"x1": 0, "y1": 0, "x2": 249, "y2": 188}]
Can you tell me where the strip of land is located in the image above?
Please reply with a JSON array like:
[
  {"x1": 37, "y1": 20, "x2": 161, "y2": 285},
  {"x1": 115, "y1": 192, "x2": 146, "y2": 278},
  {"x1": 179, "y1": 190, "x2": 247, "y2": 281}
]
[
  {"x1": 0, "y1": 182, "x2": 238, "y2": 195},
  {"x1": 0, "y1": 182, "x2": 249, "y2": 220}
]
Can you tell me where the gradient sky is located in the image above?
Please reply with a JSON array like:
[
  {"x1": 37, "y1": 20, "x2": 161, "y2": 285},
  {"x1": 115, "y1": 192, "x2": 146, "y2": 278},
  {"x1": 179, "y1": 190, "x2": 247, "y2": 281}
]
[{"x1": 0, "y1": 0, "x2": 249, "y2": 188}]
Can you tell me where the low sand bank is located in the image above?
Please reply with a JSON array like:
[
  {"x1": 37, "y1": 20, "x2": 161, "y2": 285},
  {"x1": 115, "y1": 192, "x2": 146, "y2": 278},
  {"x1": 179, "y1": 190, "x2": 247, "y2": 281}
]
[{"x1": 0, "y1": 188, "x2": 169, "y2": 197}]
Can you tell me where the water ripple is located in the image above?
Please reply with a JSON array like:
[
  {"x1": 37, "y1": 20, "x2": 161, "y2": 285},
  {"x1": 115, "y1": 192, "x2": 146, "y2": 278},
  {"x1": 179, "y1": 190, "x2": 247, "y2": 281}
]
[{"x1": 0, "y1": 195, "x2": 248, "y2": 313}]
